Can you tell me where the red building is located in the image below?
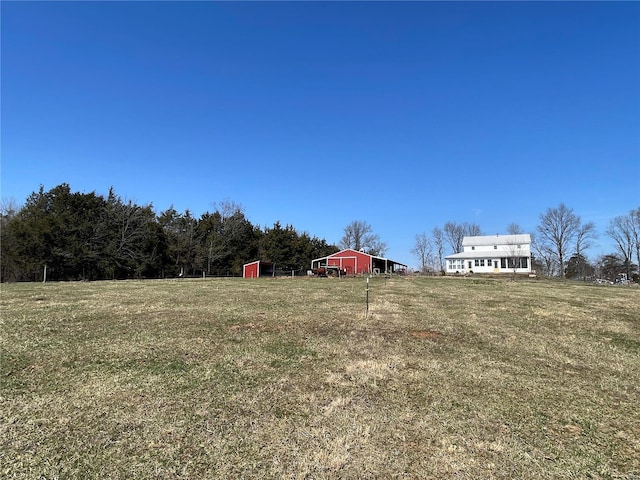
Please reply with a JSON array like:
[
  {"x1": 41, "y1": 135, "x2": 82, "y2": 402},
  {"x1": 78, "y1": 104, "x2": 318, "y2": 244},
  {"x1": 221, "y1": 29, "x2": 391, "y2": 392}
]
[
  {"x1": 242, "y1": 260, "x2": 274, "y2": 278},
  {"x1": 311, "y1": 249, "x2": 406, "y2": 275}
]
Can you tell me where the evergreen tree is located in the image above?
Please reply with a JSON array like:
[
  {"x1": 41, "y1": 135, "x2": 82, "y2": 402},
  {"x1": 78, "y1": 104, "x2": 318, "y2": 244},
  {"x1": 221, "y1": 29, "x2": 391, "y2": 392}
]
[
  {"x1": 197, "y1": 206, "x2": 259, "y2": 276},
  {"x1": 565, "y1": 254, "x2": 595, "y2": 280},
  {"x1": 0, "y1": 199, "x2": 21, "y2": 282},
  {"x1": 2, "y1": 185, "x2": 340, "y2": 281},
  {"x1": 12, "y1": 184, "x2": 108, "y2": 280}
]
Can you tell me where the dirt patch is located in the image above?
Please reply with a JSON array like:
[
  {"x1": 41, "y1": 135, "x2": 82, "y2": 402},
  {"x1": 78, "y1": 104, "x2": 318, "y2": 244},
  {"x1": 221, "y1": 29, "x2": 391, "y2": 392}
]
[{"x1": 410, "y1": 330, "x2": 443, "y2": 340}]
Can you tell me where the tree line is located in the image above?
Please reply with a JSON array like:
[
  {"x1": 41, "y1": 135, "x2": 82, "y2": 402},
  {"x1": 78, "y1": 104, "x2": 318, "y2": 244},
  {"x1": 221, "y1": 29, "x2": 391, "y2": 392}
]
[
  {"x1": 412, "y1": 204, "x2": 640, "y2": 281},
  {"x1": 0, "y1": 184, "x2": 338, "y2": 282},
  {"x1": 2, "y1": 185, "x2": 638, "y2": 283}
]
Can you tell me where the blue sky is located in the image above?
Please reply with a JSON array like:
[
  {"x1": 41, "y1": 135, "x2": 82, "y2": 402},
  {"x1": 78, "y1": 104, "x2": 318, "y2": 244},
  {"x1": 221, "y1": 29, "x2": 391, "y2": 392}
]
[{"x1": 2, "y1": 1, "x2": 639, "y2": 268}]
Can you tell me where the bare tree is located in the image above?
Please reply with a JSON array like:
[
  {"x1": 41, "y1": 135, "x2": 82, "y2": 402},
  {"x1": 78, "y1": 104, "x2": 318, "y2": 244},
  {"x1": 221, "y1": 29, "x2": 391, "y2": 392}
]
[
  {"x1": 536, "y1": 203, "x2": 581, "y2": 278},
  {"x1": 532, "y1": 232, "x2": 558, "y2": 277},
  {"x1": 574, "y1": 221, "x2": 597, "y2": 280},
  {"x1": 507, "y1": 223, "x2": 523, "y2": 235},
  {"x1": 607, "y1": 214, "x2": 635, "y2": 280},
  {"x1": 443, "y1": 221, "x2": 482, "y2": 254},
  {"x1": 212, "y1": 199, "x2": 244, "y2": 222},
  {"x1": 432, "y1": 227, "x2": 445, "y2": 272},
  {"x1": 464, "y1": 222, "x2": 482, "y2": 237},
  {"x1": 504, "y1": 235, "x2": 527, "y2": 278},
  {"x1": 443, "y1": 222, "x2": 465, "y2": 254},
  {"x1": 104, "y1": 192, "x2": 159, "y2": 278},
  {"x1": 340, "y1": 220, "x2": 387, "y2": 256},
  {"x1": 629, "y1": 207, "x2": 640, "y2": 276},
  {"x1": 411, "y1": 232, "x2": 433, "y2": 273}
]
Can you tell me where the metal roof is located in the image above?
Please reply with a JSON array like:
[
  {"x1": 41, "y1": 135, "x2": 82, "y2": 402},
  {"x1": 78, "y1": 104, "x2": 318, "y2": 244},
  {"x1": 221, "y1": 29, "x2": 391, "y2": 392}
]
[
  {"x1": 462, "y1": 234, "x2": 531, "y2": 247},
  {"x1": 446, "y1": 251, "x2": 505, "y2": 259},
  {"x1": 311, "y1": 249, "x2": 407, "y2": 267}
]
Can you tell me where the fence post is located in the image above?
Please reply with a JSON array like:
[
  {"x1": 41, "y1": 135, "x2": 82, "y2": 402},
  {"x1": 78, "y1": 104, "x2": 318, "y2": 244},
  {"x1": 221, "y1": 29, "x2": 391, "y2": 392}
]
[{"x1": 366, "y1": 276, "x2": 370, "y2": 315}]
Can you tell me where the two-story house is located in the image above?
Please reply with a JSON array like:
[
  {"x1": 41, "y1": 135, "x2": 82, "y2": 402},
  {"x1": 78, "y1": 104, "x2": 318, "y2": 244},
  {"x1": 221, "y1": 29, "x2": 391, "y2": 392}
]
[{"x1": 445, "y1": 234, "x2": 532, "y2": 275}]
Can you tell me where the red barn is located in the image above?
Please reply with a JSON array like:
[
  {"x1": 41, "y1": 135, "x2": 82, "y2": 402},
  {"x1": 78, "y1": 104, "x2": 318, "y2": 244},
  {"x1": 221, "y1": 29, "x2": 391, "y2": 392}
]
[
  {"x1": 242, "y1": 260, "x2": 274, "y2": 278},
  {"x1": 311, "y1": 249, "x2": 406, "y2": 276}
]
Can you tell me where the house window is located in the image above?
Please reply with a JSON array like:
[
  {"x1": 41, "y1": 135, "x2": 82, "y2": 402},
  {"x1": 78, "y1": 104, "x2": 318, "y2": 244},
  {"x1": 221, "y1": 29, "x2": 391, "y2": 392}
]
[
  {"x1": 505, "y1": 257, "x2": 529, "y2": 269},
  {"x1": 480, "y1": 259, "x2": 485, "y2": 267},
  {"x1": 472, "y1": 246, "x2": 475, "y2": 250},
  {"x1": 474, "y1": 259, "x2": 479, "y2": 267},
  {"x1": 449, "y1": 259, "x2": 465, "y2": 271},
  {"x1": 494, "y1": 245, "x2": 497, "y2": 250},
  {"x1": 501, "y1": 258, "x2": 507, "y2": 269}
]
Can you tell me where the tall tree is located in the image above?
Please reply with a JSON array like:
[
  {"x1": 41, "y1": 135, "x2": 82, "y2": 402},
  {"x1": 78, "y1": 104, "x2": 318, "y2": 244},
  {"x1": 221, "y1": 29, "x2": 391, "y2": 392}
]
[
  {"x1": 159, "y1": 208, "x2": 200, "y2": 277},
  {"x1": 198, "y1": 201, "x2": 258, "y2": 276},
  {"x1": 411, "y1": 232, "x2": 433, "y2": 273},
  {"x1": 103, "y1": 191, "x2": 159, "y2": 279},
  {"x1": 12, "y1": 184, "x2": 109, "y2": 281},
  {"x1": 12, "y1": 184, "x2": 64, "y2": 281},
  {"x1": 595, "y1": 254, "x2": 627, "y2": 282},
  {"x1": 137, "y1": 217, "x2": 169, "y2": 278},
  {"x1": 432, "y1": 227, "x2": 445, "y2": 272},
  {"x1": 629, "y1": 207, "x2": 640, "y2": 278},
  {"x1": 260, "y1": 222, "x2": 299, "y2": 271},
  {"x1": 507, "y1": 223, "x2": 523, "y2": 235},
  {"x1": 574, "y1": 221, "x2": 597, "y2": 280},
  {"x1": 531, "y1": 232, "x2": 558, "y2": 277},
  {"x1": 0, "y1": 199, "x2": 20, "y2": 282},
  {"x1": 536, "y1": 203, "x2": 581, "y2": 278},
  {"x1": 443, "y1": 221, "x2": 482, "y2": 254},
  {"x1": 340, "y1": 220, "x2": 387, "y2": 256},
  {"x1": 566, "y1": 253, "x2": 595, "y2": 280},
  {"x1": 464, "y1": 222, "x2": 482, "y2": 237},
  {"x1": 607, "y1": 214, "x2": 635, "y2": 280},
  {"x1": 443, "y1": 222, "x2": 465, "y2": 254}
]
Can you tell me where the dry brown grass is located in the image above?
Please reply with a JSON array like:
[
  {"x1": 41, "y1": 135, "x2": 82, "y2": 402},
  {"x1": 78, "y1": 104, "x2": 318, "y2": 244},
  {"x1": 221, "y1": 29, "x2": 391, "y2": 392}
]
[{"x1": 1, "y1": 276, "x2": 638, "y2": 479}]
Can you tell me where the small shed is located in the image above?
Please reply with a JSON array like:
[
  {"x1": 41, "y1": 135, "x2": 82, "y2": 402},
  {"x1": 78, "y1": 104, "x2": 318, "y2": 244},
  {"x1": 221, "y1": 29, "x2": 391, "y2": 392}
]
[
  {"x1": 242, "y1": 260, "x2": 274, "y2": 278},
  {"x1": 311, "y1": 249, "x2": 406, "y2": 275}
]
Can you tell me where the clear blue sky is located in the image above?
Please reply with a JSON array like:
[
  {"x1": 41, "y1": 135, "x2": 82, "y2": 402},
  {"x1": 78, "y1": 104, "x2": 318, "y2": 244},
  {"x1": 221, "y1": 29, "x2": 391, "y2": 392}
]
[{"x1": 2, "y1": 1, "x2": 639, "y2": 268}]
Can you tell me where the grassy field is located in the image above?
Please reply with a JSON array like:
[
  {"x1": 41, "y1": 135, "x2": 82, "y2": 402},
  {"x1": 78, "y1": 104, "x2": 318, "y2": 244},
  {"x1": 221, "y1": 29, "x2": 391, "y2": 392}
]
[{"x1": 1, "y1": 276, "x2": 639, "y2": 479}]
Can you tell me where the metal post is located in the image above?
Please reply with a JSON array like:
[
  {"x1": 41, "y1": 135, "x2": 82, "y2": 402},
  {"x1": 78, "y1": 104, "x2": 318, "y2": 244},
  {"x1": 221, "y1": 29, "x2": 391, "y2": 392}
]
[{"x1": 366, "y1": 277, "x2": 370, "y2": 315}]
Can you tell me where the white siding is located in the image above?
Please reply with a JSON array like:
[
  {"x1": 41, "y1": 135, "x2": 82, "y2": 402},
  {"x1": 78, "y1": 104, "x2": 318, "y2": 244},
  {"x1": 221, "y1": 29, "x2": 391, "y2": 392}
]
[{"x1": 445, "y1": 234, "x2": 532, "y2": 274}]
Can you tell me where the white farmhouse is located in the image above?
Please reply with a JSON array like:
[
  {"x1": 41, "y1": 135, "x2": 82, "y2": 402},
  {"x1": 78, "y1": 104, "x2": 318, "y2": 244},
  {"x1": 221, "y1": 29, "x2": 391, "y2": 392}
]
[{"x1": 445, "y1": 234, "x2": 532, "y2": 275}]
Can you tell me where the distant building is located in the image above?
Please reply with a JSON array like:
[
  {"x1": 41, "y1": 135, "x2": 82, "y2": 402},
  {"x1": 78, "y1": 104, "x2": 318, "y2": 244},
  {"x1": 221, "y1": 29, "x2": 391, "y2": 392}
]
[
  {"x1": 242, "y1": 260, "x2": 274, "y2": 278},
  {"x1": 445, "y1": 234, "x2": 532, "y2": 275},
  {"x1": 311, "y1": 249, "x2": 407, "y2": 275}
]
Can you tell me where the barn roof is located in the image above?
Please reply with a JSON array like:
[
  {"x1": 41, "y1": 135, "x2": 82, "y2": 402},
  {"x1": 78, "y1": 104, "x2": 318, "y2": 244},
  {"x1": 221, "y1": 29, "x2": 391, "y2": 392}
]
[{"x1": 311, "y1": 249, "x2": 407, "y2": 267}]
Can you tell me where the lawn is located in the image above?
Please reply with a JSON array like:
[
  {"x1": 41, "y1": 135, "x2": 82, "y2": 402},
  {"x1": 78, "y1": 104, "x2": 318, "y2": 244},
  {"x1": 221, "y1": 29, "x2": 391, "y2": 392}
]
[{"x1": 1, "y1": 276, "x2": 638, "y2": 479}]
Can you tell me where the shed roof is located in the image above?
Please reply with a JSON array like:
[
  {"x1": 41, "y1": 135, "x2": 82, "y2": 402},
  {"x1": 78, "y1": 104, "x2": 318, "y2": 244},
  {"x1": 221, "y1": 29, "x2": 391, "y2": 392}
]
[{"x1": 243, "y1": 260, "x2": 273, "y2": 267}]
